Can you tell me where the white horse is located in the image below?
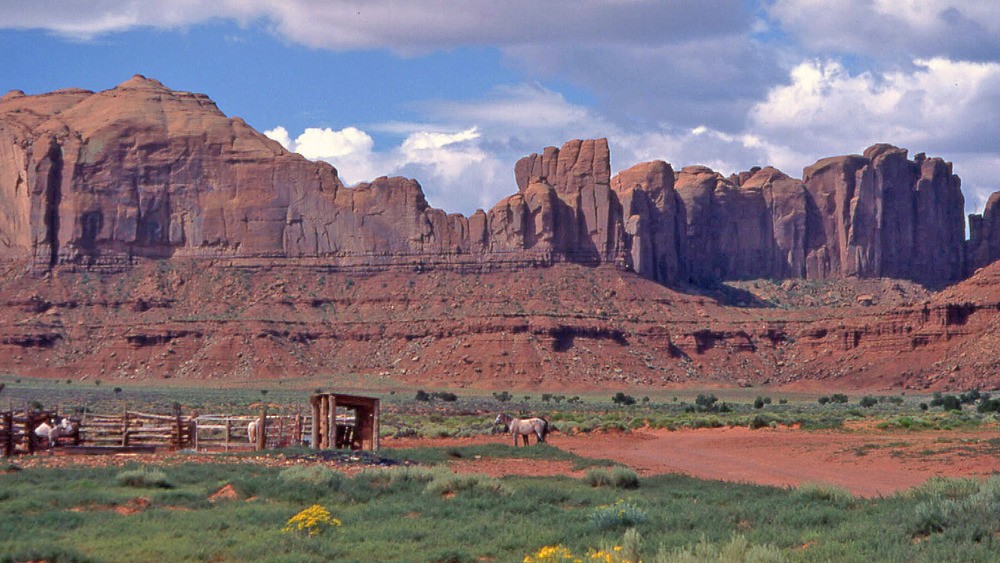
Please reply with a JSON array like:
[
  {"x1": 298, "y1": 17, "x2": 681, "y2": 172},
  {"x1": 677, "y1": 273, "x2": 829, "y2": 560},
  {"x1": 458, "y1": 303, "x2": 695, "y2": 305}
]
[
  {"x1": 494, "y1": 412, "x2": 549, "y2": 446},
  {"x1": 34, "y1": 417, "x2": 75, "y2": 447},
  {"x1": 247, "y1": 420, "x2": 259, "y2": 447}
]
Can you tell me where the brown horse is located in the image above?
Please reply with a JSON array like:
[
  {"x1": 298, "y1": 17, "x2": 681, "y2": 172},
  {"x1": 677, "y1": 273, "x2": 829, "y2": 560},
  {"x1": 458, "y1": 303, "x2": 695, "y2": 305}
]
[{"x1": 494, "y1": 413, "x2": 549, "y2": 446}]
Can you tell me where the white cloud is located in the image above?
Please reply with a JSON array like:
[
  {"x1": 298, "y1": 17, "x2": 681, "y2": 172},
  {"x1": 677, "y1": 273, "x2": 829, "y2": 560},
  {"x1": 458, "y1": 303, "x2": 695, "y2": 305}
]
[
  {"x1": 263, "y1": 125, "x2": 291, "y2": 148},
  {"x1": 751, "y1": 57, "x2": 1000, "y2": 155},
  {"x1": 1, "y1": 1, "x2": 747, "y2": 47},
  {"x1": 289, "y1": 127, "x2": 374, "y2": 160},
  {"x1": 748, "y1": 57, "x2": 1000, "y2": 214},
  {"x1": 767, "y1": 0, "x2": 1000, "y2": 61}
]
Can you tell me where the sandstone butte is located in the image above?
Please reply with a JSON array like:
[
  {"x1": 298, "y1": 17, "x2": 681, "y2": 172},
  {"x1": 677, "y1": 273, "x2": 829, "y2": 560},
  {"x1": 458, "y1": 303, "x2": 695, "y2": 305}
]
[{"x1": 1, "y1": 76, "x2": 999, "y2": 391}]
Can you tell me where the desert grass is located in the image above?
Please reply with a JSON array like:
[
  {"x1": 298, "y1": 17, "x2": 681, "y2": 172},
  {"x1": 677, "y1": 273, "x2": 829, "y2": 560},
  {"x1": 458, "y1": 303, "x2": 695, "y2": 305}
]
[{"x1": 2, "y1": 448, "x2": 1000, "y2": 561}]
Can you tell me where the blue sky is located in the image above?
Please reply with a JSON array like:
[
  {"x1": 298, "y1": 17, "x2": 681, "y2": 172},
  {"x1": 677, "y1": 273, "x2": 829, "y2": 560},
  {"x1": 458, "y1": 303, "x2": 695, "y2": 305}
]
[{"x1": 1, "y1": 1, "x2": 998, "y2": 219}]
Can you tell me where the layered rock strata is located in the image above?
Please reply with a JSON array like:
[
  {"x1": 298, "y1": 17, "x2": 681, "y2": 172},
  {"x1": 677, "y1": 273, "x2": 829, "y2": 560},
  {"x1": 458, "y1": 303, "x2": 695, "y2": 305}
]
[{"x1": 0, "y1": 77, "x2": 974, "y2": 286}]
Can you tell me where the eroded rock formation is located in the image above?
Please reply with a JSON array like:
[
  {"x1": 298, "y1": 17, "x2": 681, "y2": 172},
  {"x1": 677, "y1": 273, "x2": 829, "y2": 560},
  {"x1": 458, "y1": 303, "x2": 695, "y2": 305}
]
[{"x1": 0, "y1": 77, "x2": 977, "y2": 287}]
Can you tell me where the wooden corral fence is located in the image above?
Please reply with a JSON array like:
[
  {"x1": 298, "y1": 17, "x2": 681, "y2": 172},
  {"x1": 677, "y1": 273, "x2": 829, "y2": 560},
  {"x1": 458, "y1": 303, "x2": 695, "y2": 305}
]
[
  {"x1": 78, "y1": 409, "x2": 194, "y2": 450},
  {"x1": 1, "y1": 409, "x2": 81, "y2": 456},
  {"x1": 192, "y1": 408, "x2": 309, "y2": 451},
  {"x1": 2, "y1": 393, "x2": 381, "y2": 456}
]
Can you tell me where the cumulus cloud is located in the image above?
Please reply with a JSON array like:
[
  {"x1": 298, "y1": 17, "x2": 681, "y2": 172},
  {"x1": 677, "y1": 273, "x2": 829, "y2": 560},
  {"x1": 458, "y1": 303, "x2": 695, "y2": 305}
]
[
  {"x1": 749, "y1": 57, "x2": 1000, "y2": 213},
  {"x1": 751, "y1": 57, "x2": 1000, "y2": 154},
  {"x1": 766, "y1": 0, "x2": 1000, "y2": 62},
  {"x1": 267, "y1": 82, "x2": 781, "y2": 216},
  {"x1": 0, "y1": 1, "x2": 747, "y2": 48},
  {"x1": 1, "y1": 1, "x2": 765, "y2": 131}
]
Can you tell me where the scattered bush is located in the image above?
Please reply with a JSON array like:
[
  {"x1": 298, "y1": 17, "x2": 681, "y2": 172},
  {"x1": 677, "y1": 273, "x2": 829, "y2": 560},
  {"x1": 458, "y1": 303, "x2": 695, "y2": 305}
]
[
  {"x1": 609, "y1": 466, "x2": 640, "y2": 489},
  {"x1": 795, "y1": 481, "x2": 854, "y2": 504},
  {"x1": 584, "y1": 468, "x2": 614, "y2": 488},
  {"x1": 977, "y1": 398, "x2": 1000, "y2": 413},
  {"x1": 959, "y1": 389, "x2": 981, "y2": 404},
  {"x1": 116, "y1": 468, "x2": 172, "y2": 489},
  {"x1": 656, "y1": 534, "x2": 787, "y2": 563},
  {"x1": 748, "y1": 415, "x2": 772, "y2": 430},
  {"x1": 612, "y1": 392, "x2": 637, "y2": 406},
  {"x1": 859, "y1": 396, "x2": 878, "y2": 408},
  {"x1": 493, "y1": 391, "x2": 512, "y2": 402},
  {"x1": 424, "y1": 473, "x2": 508, "y2": 496},
  {"x1": 830, "y1": 393, "x2": 849, "y2": 404},
  {"x1": 432, "y1": 391, "x2": 458, "y2": 402},
  {"x1": 941, "y1": 395, "x2": 962, "y2": 411},
  {"x1": 415, "y1": 390, "x2": 431, "y2": 402},
  {"x1": 818, "y1": 396, "x2": 831, "y2": 405},
  {"x1": 590, "y1": 499, "x2": 648, "y2": 530},
  {"x1": 695, "y1": 394, "x2": 718, "y2": 411},
  {"x1": 278, "y1": 465, "x2": 344, "y2": 488}
]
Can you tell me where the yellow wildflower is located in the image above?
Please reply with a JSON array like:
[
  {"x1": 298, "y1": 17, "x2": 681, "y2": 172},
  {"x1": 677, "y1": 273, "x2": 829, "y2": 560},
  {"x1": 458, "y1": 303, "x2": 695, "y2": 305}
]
[{"x1": 281, "y1": 504, "x2": 342, "y2": 537}]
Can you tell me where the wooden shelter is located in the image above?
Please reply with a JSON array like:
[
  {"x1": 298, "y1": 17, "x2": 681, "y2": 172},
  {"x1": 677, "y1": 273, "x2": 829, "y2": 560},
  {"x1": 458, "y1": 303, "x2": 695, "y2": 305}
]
[{"x1": 309, "y1": 393, "x2": 380, "y2": 451}]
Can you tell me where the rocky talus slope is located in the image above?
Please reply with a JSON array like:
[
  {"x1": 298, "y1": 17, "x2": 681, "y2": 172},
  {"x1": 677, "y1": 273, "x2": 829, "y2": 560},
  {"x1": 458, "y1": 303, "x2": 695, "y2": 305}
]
[{"x1": 0, "y1": 260, "x2": 998, "y2": 391}]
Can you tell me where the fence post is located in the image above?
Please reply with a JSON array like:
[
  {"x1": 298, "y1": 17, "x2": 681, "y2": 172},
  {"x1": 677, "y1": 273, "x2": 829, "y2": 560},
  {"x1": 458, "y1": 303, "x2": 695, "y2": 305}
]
[
  {"x1": 256, "y1": 406, "x2": 267, "y2": 451},
  {"x1": 121, "y1": 408, "x2": 130, "y2": 447},
  {"x1": 2, "y1": 411, "x2": 12, "y2": 457},
  {"x1": 25, "y1": 409, "x2": 35, "y2": 454},
  {"x1": 175, "y1": 410, "x2": 183, "y2": 450},
  {"x1": 294, "y1": 412, "x2": 302, "y2": 446}
]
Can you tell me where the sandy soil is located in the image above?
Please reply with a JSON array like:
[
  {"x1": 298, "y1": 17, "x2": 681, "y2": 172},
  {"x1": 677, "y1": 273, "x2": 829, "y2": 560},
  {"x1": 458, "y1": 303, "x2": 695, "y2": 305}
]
[
  {"x1": 11, "y1": 427, "x2": 1000, "y2": 498},
  {"x1": 388, "y1": 426, "x2": 1000, "y2": 497}
]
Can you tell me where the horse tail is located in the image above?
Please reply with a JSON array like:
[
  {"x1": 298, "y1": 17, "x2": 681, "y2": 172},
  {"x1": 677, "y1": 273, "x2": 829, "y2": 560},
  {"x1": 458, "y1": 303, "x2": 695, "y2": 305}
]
[{"x1": 539, "y1": 418, "x2": 550, "y2": 442}]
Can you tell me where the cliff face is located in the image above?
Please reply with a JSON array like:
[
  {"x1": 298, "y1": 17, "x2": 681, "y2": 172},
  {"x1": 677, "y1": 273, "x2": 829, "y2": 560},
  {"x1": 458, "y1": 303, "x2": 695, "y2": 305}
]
[
  {"x1": 0, "y1": 77, "x2": 976, "y2": 287},
  {"x1": 968, "y1": 191, "x2": 1000, "y2": 273},
  {"x1": 802, "y1": 145, "x2": 966, "y2": 285}
]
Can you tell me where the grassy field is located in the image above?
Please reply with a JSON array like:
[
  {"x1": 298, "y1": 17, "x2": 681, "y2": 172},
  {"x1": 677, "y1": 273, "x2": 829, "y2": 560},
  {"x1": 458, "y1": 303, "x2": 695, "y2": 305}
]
[
  {"x1": 2, "y1": 444, "x2": 1000, "y2": 562},
  {"x1": 3, "y1": 375, "x2": 997, "y2": 440},
  {"x1": 3, "y1": 378, "x2": 1000, "y2": 561}
]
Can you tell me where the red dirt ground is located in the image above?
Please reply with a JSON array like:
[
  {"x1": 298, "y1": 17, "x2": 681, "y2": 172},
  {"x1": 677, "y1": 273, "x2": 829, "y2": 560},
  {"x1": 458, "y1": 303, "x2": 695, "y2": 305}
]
[
  {"x1": 387, "y1": 427, "x2": 1000, "y2": 497},
  {"x1": 13, "y1": 427, "x2": 1000, "y2": 498}
]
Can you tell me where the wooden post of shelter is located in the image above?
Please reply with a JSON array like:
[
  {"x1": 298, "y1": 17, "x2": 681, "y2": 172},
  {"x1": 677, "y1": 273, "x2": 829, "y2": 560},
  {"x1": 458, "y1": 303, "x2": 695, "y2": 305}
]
[
  {"x1": 308, "y1": 393, "x2": 380, "y2": 451},
  {"x1": 256, "y1": 405, "x2": 267, "y2": 451},
  {"x1": 174, "y1": 410, "x2": 184, "y2": 450},
  {"x1": 310, "y1": 396, "x2": 321, "y2": 449}
]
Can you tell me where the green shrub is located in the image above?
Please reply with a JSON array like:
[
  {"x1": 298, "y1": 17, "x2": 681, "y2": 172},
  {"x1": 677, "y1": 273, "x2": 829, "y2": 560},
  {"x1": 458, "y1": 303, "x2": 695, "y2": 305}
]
[
  {"x1": 818, "y1": 396, "x2": 830, "y2": 405},
  {"x1": 794, "y1": 481, "x2": 853, "y2": 504},
  {"x1": 859, "y1": 396, "x2": 878, "y2": 408},
  {"x1": 278, "y1": 464, "x2": 344, "y2": 488},
  {"x1": 590, "y1": 499, "x2": 648, "y2": 530},
  {"x1": 612, "y1": 392, "x2": 637, "y2": 406},
  {"x1": 748, "y1": 415, "x2": 771, "y2": 429},
  {"x1": 941, "y1": 395, "x2": 962, "y2": 411},
  {"x1": 830, "y1": 393, "x2": 849, "y2": 403},
  {"x1": 584, "y1": 468, "x2": 614, "y2": 488},
  {"x1": 115, "y1": 468, "x2": 172, "y2": 489},
  {"x1": 655, "y1": 534, "x2": 787, "y2": 563},
  {"x1": 424, "y1": 473, "x2": 508, "y2": 496},
  {"x1": 977, "y1": 398, "x2": 1000, "y2": 413},
  {"x1": 610, "y1": 466, "x2": 640, "y2": 489},
  {"x1": 695, "y1": 394, "x2": 718, "y2": 411}
]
